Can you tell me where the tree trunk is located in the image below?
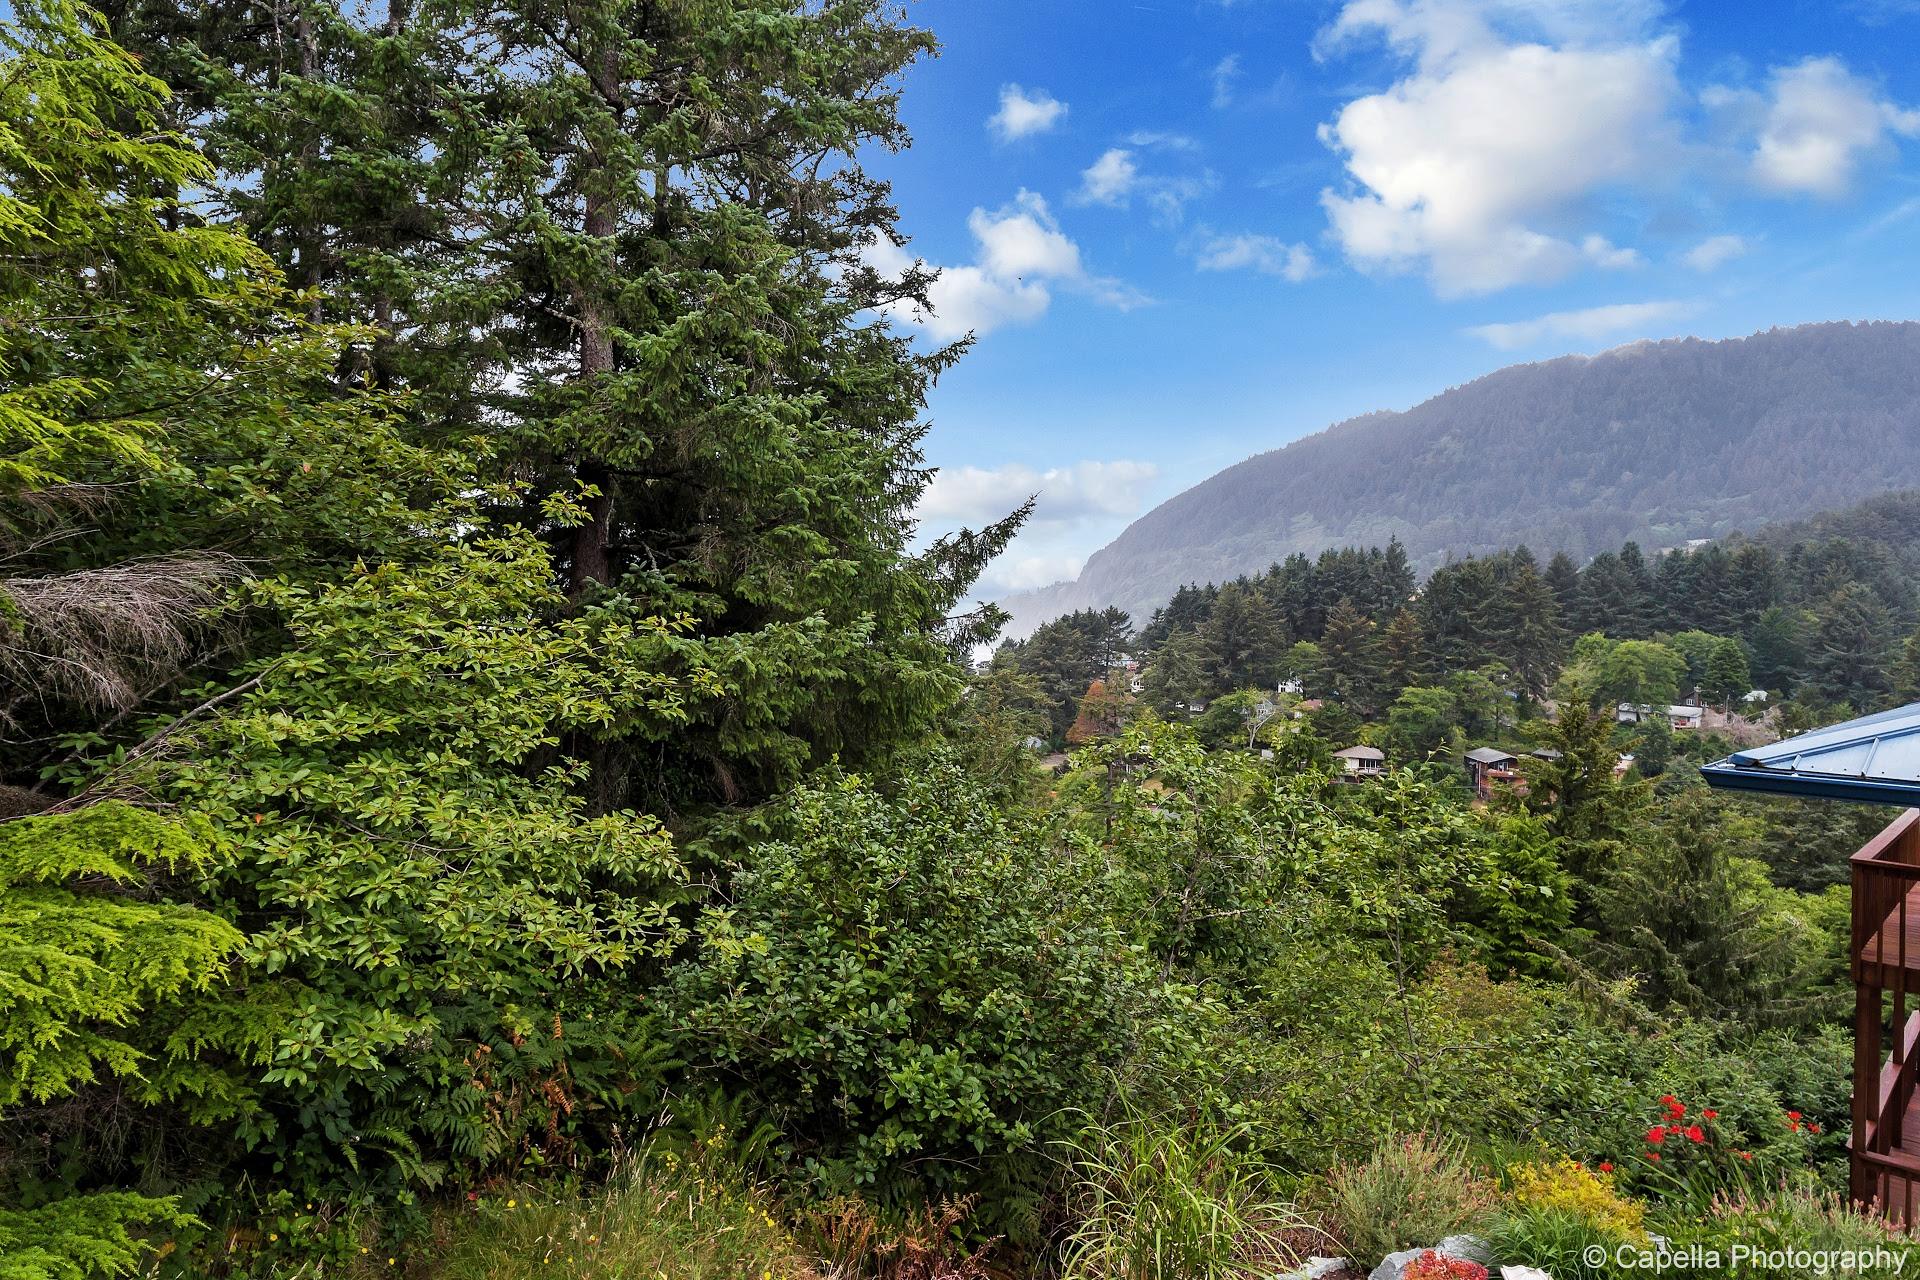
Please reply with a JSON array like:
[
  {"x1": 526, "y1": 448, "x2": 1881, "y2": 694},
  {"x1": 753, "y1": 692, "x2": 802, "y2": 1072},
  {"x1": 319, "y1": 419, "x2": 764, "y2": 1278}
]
[{"x1": 568, "y1": 40, "x2": 621, "y2": 595}]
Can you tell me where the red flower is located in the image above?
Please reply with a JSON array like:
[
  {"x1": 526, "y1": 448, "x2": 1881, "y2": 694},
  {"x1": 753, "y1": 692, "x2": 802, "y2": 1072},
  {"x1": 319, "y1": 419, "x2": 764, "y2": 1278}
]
[
  {"x1": 1647, "y1": 1152, "x2": 1663, "y2": 1162},
  {"x1": 1700, "y1": 1108, "x2": 1718, "y2": 1120},
  {"x1": 1660, "y1": 1094, "x2": 1677, "y2": 1106},
  {"x1": 1598, "y1": 1161, "x2": 1614, "y2": 1173},
  {"x1": 1787, "y1": 1110, "x2": 1802, "y2": 1121},
  {"x1": 1809, "y1": 1124, "x2": 1822, "y2": 1135},
  {"x1": 1738, "y1": 1151, "x2": 1754, "y2": 1161},
  {"x1": 1646, "y1": 1126, "x2": 1668, "y2": 1144},
  {"x1": 1685, "y1": 1125, "x2": 1706, "y2": 1143}
]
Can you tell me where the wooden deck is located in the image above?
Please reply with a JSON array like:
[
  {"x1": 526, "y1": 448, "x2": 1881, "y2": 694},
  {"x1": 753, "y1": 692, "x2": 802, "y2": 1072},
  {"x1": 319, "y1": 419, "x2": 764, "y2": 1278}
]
[
  {"x1": 1852, "y1": 809, "x2": 1920, "y2": 1224},
  {"x1": 1857, "y1": 882, "x2": 1920, "y2": 985}
]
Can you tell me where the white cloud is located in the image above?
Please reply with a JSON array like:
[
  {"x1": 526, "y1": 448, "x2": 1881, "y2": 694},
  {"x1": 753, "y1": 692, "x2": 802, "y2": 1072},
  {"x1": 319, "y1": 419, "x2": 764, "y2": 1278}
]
[
  {"x1": 1212, "y1": 54, "x2": 1243, "y2": 109},
  {"x1": 1681, "y1": 233, "x2": 1749, "y2": 271},
  {"x1": 1078, "y1": 148, "x2": 1140, "y2": 206},
  {"x1": 977, "y1": 551, "x2": 1094, "y2": 595},
  {"x1": 1315, "y1": 0, "x2": 1679, "y2": 296},
  {"x1": 1195, "y1": 232, "x2": 1319, "y2": 282},
  {"x1": 1749, "y1": 57, "x2": 1920, "y2": 197},
  {"x1": 1465, "y1": 298, "x2": 1692, "y2": 349},
  {"x1": 1581, "y1": 234, "x2": 1641, "y2": 269},
  {"x1": 1126, "y1": 130, "x2": 1201, "y2": 150},
  {"x1": 1076, "y1": 143, "x2": 1215, "y2": 223},
  {"x1": 988, "y1": 84, "x2": 1068, "y2": 141},
  {"x1": 919, "y1": 459, "x2": 1161, "y2": 528},
  {"x1": 919, "y1": 460, "x2": 1163, "y2": 600},
  {"x1": 866, "y1": 192, "x2": 1147, "y2": 341}
]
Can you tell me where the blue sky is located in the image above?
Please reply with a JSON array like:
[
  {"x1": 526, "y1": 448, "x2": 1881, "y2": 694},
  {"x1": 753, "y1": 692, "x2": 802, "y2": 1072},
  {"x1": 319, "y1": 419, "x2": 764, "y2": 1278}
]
[{"x1": 880, "y1": 0, "x2": 1920, "y2": 600}]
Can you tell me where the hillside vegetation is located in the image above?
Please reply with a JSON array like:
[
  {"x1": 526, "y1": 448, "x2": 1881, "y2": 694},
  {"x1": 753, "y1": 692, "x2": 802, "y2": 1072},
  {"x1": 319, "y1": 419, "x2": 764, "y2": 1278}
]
[
  {"x1": 1009, "y1": 322, "x2": 1920, "y2": 626},
  {"x1": 2, "y1": 5, "x2": 1915, "y2": 1279}
]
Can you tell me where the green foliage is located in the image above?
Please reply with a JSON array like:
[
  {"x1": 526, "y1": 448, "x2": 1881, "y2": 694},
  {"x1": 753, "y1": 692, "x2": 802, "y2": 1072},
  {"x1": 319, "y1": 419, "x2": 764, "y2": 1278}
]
[
  {"x1": 0, "y1": 1193, "x2": 191, "y2": 1280},
  {"x1": 1482, "y1": 1204, "x2": 1624, "y2": 1280},
  {"x1": 434, "y1": 1148, "x2": 815, "y2": 1280},
  {"x1": 135, "y1": 532, "x2": 700, "y2": 1194},
  {"x1": 1656, "y1": 1186, "x2": 1914, "y2": 1280},
  {"x1": 1591, "y1": 794, "x2": 1843, "y2": 1026},
  {"x1": 1058, "y1": 1102, "x2": 1313, "y2": 1280},
  {"x1": 668, "y1": 759, "x2": 1152, "y2": 1211},
  {"x1": 1390, "y1": 686, "x2": 1462, "y2": 763},
  {"x1": 1313, "y1": 1133, "x2": 1495, "y2": 1269},
  {"x1": 996, "y1": 607, "x2": 1136, "y2": 738},
  {"x1": 0, "y1": 803, "x2": 243, "y2": 1108}
]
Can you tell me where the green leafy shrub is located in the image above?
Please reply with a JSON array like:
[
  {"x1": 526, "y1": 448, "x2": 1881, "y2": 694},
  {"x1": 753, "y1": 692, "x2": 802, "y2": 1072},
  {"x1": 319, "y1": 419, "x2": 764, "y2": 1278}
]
[
  {"x1": 1504, "y1": 1157, "x2": 1646, "y2": 1243},
  {"x1": 0, "y1": 803, "x2": 241, "y2": 1278},
  {"x1": 1313, "y1": 1133, "x2": 1495, "y2": 1269},
  {"x1": 668, "y1": 759, "x2": 1156, "y2": 1218},
  {"x1": 142, "y1": 534, "x2": 706, "y2": 1203},
  {"x1": 0, "y1": 1193, "x2": 190, "y2": 1280}
]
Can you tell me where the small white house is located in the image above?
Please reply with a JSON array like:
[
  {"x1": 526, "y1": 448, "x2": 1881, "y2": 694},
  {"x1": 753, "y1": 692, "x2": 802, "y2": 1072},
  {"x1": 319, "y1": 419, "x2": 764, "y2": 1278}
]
[
  {"x1": 1332, "y1": 744, "x2": 1386, "y2": 778},
  {"x1": 1617, "y1": 703, "x2": 1705, "y2": 730}
]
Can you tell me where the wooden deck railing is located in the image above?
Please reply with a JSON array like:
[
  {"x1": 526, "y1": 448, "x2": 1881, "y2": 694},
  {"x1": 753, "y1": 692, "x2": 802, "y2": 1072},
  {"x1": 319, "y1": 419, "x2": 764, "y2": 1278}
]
[{"x1": 1851, "y1": 807, "x2": 1920, "y2": 1222}]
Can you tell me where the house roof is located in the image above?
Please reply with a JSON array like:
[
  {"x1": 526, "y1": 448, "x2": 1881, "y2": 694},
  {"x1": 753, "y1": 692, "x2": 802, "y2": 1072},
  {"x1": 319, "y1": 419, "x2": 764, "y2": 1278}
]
[
  {"x1": 1700, "y1": 702, "x2": 1920, "y2": 805},
  {"x1": 1333, "y1": 745, "x2": 1385, "y2": 760},
  {"x1": 1464, "y1": 747, "x2": 1519, "y2": 765}
]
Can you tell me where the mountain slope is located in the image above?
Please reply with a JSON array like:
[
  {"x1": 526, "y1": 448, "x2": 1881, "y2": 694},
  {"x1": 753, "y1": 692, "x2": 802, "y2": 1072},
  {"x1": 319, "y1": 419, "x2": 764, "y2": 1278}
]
[{"x1": 1006, "y1": 321, "x2": 1920, "y2": 628}]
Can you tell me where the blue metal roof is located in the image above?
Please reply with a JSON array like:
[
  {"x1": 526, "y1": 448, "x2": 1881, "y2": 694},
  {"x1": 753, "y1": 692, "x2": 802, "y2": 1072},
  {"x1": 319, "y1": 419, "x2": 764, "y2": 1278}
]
[{"x1": 1700, "y1": 702, "x2": 1920, "y2": 805}]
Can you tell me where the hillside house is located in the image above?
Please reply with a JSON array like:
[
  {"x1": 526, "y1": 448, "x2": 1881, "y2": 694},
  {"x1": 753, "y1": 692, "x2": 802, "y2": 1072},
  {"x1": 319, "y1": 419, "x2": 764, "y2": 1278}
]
[
  {"x1": 1463, "y1": 747, "x2": 1520, "y2": 800},
  {"x1": 1617, "y1": 702, "x2": 1705, "y2": 730},
  {"x1": 1331, "y1": 745, "x2": 1385, "y2": 780}
]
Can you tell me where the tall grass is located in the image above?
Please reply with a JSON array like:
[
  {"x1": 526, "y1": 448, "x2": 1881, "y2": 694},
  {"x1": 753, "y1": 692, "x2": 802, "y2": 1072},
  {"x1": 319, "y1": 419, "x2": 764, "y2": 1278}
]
[
  {"x1": 1057, "y1": 1104, "x2": 1320, "y2": 1280},
  {"x1": 432, "y1": 1146, "x2": 815, "y2": 1280}
]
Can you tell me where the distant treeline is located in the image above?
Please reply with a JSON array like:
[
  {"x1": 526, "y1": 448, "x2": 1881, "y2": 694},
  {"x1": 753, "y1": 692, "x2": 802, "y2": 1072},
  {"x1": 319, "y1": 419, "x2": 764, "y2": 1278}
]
[{"x1": 996, "y1": 490, "x2": 1920, "y2": 739}]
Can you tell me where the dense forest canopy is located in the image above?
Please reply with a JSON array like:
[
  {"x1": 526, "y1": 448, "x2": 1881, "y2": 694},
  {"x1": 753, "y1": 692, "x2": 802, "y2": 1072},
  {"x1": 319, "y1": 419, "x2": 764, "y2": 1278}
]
[
  {"x1": 2, "y1": 4, "x2": 1916, "y2": 1279},
  {"x1": 1006, "y1": 321, "x2": 1920, "y2": 630},
  {"x1": 999, "y1": 490, "x2": 1920, "y2": 759}
]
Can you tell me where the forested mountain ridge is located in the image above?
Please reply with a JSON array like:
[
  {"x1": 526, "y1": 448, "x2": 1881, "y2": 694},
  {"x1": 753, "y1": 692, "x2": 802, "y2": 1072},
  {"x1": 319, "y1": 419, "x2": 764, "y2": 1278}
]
[{"x1": 1007, "y1": 320, "x2": 1920, "y2": 628}]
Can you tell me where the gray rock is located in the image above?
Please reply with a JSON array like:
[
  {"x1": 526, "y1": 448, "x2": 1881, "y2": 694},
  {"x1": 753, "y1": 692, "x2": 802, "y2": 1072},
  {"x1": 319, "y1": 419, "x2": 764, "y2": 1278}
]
[
  {"x1": 1368, "y1": 1248, "x2": 1422, "y2": 1280},
  {"x1": 1368, "y1": 1237, "x2": 1493, "y2": 1280}
]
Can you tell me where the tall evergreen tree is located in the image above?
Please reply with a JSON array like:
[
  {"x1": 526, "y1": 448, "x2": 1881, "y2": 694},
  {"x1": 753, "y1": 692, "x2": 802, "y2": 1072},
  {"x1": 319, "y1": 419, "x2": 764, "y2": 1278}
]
[
  {"x1": 1379, "y1": 608, "x2": 1428, "y2": 695},
  {"x1": 1807, "y1": 582, "x2": 1895, "y2": 704},
  {"x1": 1544, "y1": 550, "x2": 1582, "y2": 622},
  {"x1": 1202, "y1": 581, "x2": 1283, "y2": 691},
  {"x1": 1318, "y1": 597, "x2": 1380, "y2": 714},
  {"x1": 115, "y1": 0, "x2": 1022, "y2": 809}
]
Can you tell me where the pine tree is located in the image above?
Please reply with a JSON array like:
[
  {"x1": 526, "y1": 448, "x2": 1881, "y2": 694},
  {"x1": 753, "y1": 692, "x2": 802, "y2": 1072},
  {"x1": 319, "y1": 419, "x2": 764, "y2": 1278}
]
[
  {"x1": 1141, "y1": 629, "x2": 1209, "y2": 713},
  {"x1": 112, "y1": 0, "x2": 1011, "y2": 810},
  {"x1": 1704, "y1": 637, "x2": 1752, "y2": 708},
  {"x1": 1318, "y1": 597, "x2": 1381, "y2": 714},
  {"x1": 1202, "y1": 581, "x2": 1284, "y2": 691},
  {"x1": 1379, "y1": 608, "x2": 1429, "y2": 694},
  {"x1": 1748, "y1": 605, "x2": 1811, "y2": 691},
  {"x1": 1545, "y1": 550, "x2": 1582, "y2": 622},
  {"x1": 1524, "y1": 688, "x2": 1646, "y2": 887},
  {"x1": 1807, "y1": 582, "x2": 1895, "y2": 704}
]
